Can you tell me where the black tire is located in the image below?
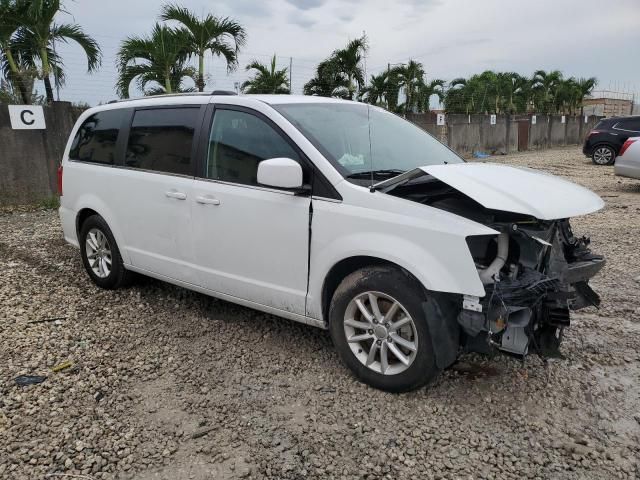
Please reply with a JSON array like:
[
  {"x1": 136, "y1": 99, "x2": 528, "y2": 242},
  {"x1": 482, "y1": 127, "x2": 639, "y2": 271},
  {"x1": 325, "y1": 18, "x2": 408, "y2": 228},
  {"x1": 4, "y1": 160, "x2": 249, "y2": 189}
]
[
  {"x1": 329, "y1": 266, "x2": 439, "y2": 392},
  {"x1": 591, "y1": 144, "x2": 616, "y2": 165},
  {"x1": 78, "y1": 214, "x2": 133, "y2": 289}
]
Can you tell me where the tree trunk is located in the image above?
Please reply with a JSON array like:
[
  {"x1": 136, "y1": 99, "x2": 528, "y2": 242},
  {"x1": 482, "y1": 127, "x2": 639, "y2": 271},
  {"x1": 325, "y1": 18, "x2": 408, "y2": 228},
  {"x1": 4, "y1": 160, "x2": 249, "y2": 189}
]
[
  {"x1": 43, "y1": 75, "x2": 54, "y2": 103},
  {"x1": 198, "y1": 54, "x2": 205, "y2": 92},
  {"x1": 165, "y1": 68, "x2": 172, "y2": 94},
  {"x1": 40, "y1": 47, "x2": 54, "y2": 103},
  {"x1": 17, "y1": 75, "x2": 31, "y2": 104},
  {"x1": 4, "y1": 49, "x2": 30, "y2": 104}
]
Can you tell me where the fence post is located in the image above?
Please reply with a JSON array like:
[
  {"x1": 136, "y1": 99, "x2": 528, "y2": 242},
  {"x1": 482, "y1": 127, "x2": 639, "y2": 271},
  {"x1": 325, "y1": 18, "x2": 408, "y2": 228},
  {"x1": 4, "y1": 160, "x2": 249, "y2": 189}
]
[{"x1": 504, "y1": 114, "x2": 511, "y2": 154}]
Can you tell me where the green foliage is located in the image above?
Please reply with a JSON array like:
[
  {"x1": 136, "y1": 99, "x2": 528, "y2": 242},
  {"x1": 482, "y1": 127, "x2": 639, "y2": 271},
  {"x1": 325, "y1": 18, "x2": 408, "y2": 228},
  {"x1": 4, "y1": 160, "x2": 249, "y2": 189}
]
[
  {"x1": 304, "y1": 35, "x2": 367, "y2": 100},
  {"x1": 241, "y1": 55, "x2": 289, "y2": 94},
  {"x1": 116, "y1": 24, "x2": 197, "y2": 98},
  {"x1": 444, "y1": 70, "x2": 597, "y2": 115},
  {"x1": 0, "y1": 0, "x2": 101, "y2": 104},
  {"x1": 38, "y1": 194, "x2": 60, "y2": 210},
  {"x1": 360, "y1": 60, "x2": 444, "y2": 114},
  {"x1": 159, "y1": 3, "x2": 246, "y2": 92}
]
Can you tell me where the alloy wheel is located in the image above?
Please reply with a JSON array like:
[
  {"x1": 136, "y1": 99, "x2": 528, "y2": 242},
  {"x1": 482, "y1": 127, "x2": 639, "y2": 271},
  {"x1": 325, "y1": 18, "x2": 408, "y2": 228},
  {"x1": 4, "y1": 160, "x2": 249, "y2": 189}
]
[
  {"x1": 85, "y1": 228, "x2": 112, "y2": 278},
  {"x1": 343, "y1": 291, "x2": 418, "y2": 375},
  {"x1": 593, "y1": 147, "x2": 613, "y2": 165}
]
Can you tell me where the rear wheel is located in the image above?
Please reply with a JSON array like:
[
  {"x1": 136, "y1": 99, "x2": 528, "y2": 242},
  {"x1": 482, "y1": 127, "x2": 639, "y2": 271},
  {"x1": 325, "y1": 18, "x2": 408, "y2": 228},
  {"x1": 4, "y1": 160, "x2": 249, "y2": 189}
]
[
  {"x1": 592, "y1": 145, "x2": 615, "y2": 165},
  {"x1": 329, "y1": 266, "x2": 439, "y2": 392},
  {"x1": 79, "y1": 215, "x2": 132, "y2": 289}
]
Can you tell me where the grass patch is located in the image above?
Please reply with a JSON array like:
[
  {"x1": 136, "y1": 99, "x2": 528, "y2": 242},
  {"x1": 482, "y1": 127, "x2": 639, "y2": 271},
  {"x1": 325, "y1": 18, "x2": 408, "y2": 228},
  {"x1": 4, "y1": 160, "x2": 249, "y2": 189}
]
[{"x1": 38, "y1": 195, "x2": 60, "y2": 210}]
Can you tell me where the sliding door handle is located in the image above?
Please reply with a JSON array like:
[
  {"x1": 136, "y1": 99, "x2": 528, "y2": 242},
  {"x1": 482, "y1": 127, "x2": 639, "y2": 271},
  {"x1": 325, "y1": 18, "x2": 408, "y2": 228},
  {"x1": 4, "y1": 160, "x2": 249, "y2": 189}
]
[{"x1": 195, "y1": 195, "x2": 221, "y2": 205}]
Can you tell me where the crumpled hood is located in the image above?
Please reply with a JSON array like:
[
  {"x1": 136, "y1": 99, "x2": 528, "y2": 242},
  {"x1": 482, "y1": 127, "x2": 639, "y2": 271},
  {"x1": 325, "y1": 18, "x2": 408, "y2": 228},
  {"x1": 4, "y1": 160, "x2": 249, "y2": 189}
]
[{"x1": 418, "y1": 163, "x2": 604, "y2": 220}]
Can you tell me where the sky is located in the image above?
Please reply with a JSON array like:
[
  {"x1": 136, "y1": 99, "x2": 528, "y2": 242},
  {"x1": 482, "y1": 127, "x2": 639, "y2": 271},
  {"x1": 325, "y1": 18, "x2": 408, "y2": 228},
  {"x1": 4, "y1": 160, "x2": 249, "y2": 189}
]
[{"x1": 48, "y1": 0, "x2": 640, "y2": 106}]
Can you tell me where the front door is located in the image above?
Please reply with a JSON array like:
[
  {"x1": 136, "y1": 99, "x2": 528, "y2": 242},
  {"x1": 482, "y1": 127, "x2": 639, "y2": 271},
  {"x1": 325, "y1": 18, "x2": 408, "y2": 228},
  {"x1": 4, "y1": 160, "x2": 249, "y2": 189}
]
[{"x1": 191, "y1": 106, "x2": 311, "y2": 315}]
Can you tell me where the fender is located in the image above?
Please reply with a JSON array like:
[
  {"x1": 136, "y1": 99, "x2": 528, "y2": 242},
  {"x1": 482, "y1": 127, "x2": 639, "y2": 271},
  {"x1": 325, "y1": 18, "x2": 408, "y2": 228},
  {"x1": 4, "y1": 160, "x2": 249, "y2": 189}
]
[{"x1": 70, "y1": 192, "x2": 132, "y2": 265}]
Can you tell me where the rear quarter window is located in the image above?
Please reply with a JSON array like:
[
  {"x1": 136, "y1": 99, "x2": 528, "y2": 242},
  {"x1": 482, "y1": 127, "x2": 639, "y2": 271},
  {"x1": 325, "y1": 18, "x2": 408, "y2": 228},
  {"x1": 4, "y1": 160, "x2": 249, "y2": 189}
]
[
  {"x1": 69, "y1": 110, "x2": 124, "y2": 164},
  {"x1": 615, "y1": 118, "x2": 640, "y2": 132}
]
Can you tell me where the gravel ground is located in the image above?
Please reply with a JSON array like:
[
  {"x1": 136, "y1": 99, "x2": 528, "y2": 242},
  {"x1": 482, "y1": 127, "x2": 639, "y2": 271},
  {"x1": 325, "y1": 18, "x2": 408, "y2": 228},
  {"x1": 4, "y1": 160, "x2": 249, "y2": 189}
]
[{"x1": 1, "y1": 147, "x2": 639, "y2": 480}]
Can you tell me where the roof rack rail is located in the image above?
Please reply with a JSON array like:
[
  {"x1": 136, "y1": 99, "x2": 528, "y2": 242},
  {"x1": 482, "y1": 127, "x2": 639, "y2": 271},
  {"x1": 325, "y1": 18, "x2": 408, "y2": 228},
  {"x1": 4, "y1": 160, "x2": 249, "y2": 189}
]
[{"x1": 211, "y1": 90, "x2": 237, "y2": 96}]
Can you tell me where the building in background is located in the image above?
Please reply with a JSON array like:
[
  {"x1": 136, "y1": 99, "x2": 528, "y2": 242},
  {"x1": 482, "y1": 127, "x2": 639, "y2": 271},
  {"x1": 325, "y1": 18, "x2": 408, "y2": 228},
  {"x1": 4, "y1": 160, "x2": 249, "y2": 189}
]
[{"x1": 582, "y1": 91, "x2": 635, "y2": 117}]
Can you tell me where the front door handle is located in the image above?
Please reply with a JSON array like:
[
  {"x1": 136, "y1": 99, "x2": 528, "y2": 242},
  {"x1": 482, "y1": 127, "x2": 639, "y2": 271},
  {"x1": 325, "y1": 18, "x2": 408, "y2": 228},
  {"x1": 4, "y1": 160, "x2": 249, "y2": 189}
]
[
  {"x1": 165, "y1": 190, "x2": 187, "y2": 200},
  {"x1": 195, "y1": 195, "x2": 221, "y2": 205}
]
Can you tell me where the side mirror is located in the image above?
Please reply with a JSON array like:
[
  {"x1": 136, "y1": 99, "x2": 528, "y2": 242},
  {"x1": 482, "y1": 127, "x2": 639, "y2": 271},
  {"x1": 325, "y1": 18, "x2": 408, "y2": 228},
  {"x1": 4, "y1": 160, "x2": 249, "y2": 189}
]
[{"x1": 257, "y1": 158, "x2": 304, "y2": 190}]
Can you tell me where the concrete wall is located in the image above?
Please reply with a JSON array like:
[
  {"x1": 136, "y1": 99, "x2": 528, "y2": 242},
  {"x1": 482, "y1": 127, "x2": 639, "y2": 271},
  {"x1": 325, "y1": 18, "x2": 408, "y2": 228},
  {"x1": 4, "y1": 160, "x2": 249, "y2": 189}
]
[
  {"x1": 408, "y1": 113, "x2": 601, "y2": 156},
  {"x1": 0, "y1": 102, "x2": 83, "y2": 205}
]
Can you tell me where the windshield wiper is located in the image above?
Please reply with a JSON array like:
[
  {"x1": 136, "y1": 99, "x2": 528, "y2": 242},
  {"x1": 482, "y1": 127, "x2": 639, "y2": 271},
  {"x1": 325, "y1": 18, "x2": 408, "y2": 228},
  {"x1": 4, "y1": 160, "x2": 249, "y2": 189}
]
[{"x1": 345, "y1": 169, "x2": 405, "y2": 180}]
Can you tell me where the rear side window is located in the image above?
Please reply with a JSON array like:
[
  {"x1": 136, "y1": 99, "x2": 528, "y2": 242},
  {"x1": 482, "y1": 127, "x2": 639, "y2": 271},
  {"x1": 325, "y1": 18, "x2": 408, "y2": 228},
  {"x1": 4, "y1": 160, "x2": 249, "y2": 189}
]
[
  {"x1": 615, "y1": 118, "x2": 640, "y2": 132},
  {"x1": 206, "y1": 109, "x2": 302, "y2": 186},
  {"x1": 125, "y1": 107, "x2": 199, "y2": 175},
  {"x1": 69, "y1": 110, "x2": 123, "y2": 164}
]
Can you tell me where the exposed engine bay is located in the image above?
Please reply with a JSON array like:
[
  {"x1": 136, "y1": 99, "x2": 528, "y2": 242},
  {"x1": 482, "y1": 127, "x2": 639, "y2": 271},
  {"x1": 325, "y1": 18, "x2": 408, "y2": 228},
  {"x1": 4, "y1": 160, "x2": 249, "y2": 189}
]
[{"x1": 387, "y1": 175, "x2": 605, "y2": 358}]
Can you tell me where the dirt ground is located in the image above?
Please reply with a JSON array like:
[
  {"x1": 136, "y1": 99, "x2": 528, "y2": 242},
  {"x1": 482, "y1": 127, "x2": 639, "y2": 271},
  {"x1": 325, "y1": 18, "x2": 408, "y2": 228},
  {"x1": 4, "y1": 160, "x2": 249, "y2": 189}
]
[{"x1": 1, "y1": 146, "x2": 639, "y2": 480}]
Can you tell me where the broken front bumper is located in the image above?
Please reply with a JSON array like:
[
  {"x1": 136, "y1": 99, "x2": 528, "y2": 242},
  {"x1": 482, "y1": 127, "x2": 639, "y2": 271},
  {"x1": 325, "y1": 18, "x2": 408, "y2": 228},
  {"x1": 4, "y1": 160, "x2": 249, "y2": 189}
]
[{"x1": 458, "y1": 220, "x2": 605, "y2": 357}]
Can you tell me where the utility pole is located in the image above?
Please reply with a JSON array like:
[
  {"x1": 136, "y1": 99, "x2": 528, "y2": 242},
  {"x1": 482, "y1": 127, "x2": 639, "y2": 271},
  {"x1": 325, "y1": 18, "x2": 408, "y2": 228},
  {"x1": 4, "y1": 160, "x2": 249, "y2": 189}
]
[{"x1": 289, "y1": 57, "x2": 293, "y2": 94}]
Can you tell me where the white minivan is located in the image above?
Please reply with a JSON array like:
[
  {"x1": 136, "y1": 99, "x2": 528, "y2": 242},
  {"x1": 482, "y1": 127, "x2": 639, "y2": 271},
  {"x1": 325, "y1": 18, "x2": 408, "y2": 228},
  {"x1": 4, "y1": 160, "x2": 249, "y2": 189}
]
[{"x1": 59, "y1": 94, "x2": 605, "y2": 392}]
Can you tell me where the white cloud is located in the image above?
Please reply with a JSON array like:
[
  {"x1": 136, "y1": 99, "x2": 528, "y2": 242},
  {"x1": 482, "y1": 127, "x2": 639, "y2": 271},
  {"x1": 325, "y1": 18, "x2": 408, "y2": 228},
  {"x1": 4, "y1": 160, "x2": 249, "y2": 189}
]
[{"x1": 49, "y1": 0, "x2": 640, "y2": 104}]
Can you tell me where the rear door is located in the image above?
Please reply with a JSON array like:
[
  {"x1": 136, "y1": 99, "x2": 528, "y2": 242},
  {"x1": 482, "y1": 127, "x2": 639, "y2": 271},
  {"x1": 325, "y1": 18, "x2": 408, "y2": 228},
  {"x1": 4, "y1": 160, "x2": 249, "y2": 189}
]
[
  {"x1": 191, "y1": 105, "x2": 311, "y2": 315},
  {"x1": 113, "y1": 105, "x2": 204, "y2": 284}
]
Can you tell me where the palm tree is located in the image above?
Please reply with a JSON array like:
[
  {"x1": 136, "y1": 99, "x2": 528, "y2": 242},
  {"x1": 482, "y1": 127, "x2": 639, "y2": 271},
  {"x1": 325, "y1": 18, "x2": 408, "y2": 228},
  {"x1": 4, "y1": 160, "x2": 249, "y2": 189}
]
[
  {"x1": 0, "y1": 0, "x2": 31, "y2": 103},
  {"x1": 17, "y1": 0, "x2": 101, "y2": 103},
  {"x1": 397, "y1": 60, "x2": 425, "y2": 115},
  {"x1": 304, "y1": 58, "x2": 349, "y2": 98},
  {"x1": 444, "y1": 77, "x2": 468, "y2": 114},
  {"x1": 331, "y1": 35, "x2": 368, "y2": 100},
  {"x1": 160, "y1": 3, "x2": 246, "y2": 92},
  {"x1": 384, "y1": 66, "x2": 403, "y2": 112},
  {"x1": 418, "y1": 79, "x2": 445, "y2": 113},
  {"x1": 241, "y1": 55, "x2": 289, "y2": 94},
  {"x1": 445, "y1": 74, "x2": 491, "y2": 114},
  {"x1": 576, "y1": 77, "x2": 597, "y2": 116},
  {"x1": 116, "y1": 24, "x2": 196, "y2": 98},
  {"x1": 361, "y1": 72, "x2": 387, "y2": 106},
  {"x1": 511, "y1": 74, "x2": 533, "y2": 114},
  {"x1": 532, "y1": 70, "x2": 563, "y2": 113}
]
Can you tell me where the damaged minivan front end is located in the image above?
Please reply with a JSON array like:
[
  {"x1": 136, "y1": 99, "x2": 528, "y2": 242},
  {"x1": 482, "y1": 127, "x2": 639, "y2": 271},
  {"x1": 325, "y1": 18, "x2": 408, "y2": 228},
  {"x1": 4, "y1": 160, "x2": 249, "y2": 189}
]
[
  {"x1": 462, "y1": 217, "x2": 604, "y2": 357},
  {"x1": 379, "y1": 162, "x2": 605, "y2": 358}
]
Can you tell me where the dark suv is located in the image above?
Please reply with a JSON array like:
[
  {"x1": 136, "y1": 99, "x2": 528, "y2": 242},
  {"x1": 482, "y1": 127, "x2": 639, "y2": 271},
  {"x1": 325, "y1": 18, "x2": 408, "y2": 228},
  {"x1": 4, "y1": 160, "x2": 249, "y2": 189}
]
[{"x1": 583, "y1": 116, "x2": 640, "y2": 165}]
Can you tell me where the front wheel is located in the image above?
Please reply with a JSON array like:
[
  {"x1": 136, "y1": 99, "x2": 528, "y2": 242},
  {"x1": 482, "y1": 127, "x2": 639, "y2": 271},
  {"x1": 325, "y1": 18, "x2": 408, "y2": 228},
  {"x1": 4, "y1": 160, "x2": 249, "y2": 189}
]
[
  {"x1": 592, "y1": 145, "x2": 615, "y2": 165},
  {"x1": 329, "y1": 266, "x2": 439, "y2": 392}
]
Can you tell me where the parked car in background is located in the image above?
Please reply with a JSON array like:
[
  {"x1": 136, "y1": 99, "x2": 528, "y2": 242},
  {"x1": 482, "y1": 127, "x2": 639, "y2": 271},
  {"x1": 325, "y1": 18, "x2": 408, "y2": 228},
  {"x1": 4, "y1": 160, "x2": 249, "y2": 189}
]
[
  {"x1": 614, "y1": 137, "x2": 640, "y2": 180},
  {"x1": 583, "y1": 115, "x2": 640, "y2": 165},
  {"x1": 59, "y1": 94, "x2": 605, "y2": 392}
]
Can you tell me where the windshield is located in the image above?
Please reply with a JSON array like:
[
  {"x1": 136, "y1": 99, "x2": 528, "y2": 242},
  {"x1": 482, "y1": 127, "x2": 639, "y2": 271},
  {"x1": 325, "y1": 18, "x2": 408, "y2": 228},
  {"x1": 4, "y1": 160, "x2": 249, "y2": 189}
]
[{"x1": 274, "y1": 102, "x2": 463, "y2": 184}]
